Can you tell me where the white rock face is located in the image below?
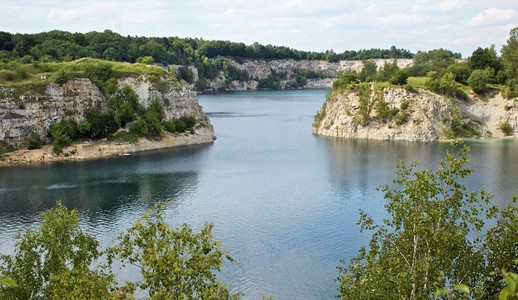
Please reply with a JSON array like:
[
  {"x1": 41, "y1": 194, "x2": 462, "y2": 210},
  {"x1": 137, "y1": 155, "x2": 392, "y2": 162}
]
[
  {"x1": 313, "y1": 87, "x2": 517, "y2": 141},
  {"x1": 0, "y1": 77, "x2": 214, "y2": 145},
  {"x1": 185, "y1": 58, "x2": 414, "y2": 91}
]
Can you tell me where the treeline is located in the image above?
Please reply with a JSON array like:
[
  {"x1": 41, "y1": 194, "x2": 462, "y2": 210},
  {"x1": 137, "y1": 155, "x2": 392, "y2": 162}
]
[
  {"x1": 332, "y1": 27, "x2": 518, "y2": 100},
  {"x1": 0, "y1": 29, "x2": 414, "y2": 66}
]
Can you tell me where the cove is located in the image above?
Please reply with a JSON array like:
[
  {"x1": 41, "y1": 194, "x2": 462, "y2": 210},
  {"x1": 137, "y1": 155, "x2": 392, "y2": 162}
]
[{"x1": 0, "y1": 89, "x2": 517, "y2": 299}]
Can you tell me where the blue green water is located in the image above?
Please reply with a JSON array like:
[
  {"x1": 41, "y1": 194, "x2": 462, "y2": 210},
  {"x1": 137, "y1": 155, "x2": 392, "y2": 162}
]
[{"x1": 0, "y1": 89, "x2": 516, "y2": 299}]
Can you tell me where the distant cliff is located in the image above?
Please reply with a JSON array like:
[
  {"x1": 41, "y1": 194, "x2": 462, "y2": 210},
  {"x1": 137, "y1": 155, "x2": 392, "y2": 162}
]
[
  {"x1": 312, "y1": 86, "x2": 517, "y2": 141},
  {"x1": 172, "y1": 58, "x2": 413, "y2": 91}
]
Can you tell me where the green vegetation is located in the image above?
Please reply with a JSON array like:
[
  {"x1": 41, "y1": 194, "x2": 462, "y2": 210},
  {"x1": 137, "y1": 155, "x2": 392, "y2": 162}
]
[
  {"x1": 337, "y1": 144, "x2": 518, "y2": 300},
  {"x1": 46, "y1": 85, "x2": 198, "y2": 154},
  {"x1": 0, "y1": 202, "x2": 240, "y2": 299},
  {"x1": 0, "y1": 140, "x2": 16, "y2": 155},
  {"x1": 499, "y1": 121, "x2": 514, "y2": 136},
  {"x1": 257, "y1": 70, "x2": 287, "y2": 89}
]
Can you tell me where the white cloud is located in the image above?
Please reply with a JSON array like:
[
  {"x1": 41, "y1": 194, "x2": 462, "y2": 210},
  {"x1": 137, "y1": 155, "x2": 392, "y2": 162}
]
[
  {"x1": 468, "y1": 8, "x2": 518, "y2": 26},
  {"x1": 439, "y1": 0, "x2": 467, "y2": 12},
  {"x1": 379, "y1": 13, "x2": 431, "y2": 25}
]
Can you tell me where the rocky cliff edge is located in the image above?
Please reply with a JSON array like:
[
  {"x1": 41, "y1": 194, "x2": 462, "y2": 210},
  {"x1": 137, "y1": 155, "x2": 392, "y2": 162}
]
[{"x1": 312, "y1": 86, "x2": 517, "y2": 141}]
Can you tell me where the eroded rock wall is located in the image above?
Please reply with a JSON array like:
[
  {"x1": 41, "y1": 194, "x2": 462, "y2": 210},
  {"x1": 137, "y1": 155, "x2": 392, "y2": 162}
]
[
  {"x1": 183, "y1": 58, "x2": 413, "y2": 91},
  {"x1": 0, "y1": 77, "x2": 213, "y2": 145},
  {"x1": 312, "y1": 87, "x2": 517, "y2": 141}
]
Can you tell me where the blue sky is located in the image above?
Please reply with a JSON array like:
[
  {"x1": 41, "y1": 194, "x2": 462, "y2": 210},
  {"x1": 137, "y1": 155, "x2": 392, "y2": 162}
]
[{"x1": 1, "y1": 0, "x2": 517, "y2": 57}]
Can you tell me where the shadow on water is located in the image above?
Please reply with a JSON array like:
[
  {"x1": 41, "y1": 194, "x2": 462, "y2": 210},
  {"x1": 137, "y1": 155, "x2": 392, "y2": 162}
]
[{"x1": 0, "y1": 143, "x2": 212, "y2": 252}]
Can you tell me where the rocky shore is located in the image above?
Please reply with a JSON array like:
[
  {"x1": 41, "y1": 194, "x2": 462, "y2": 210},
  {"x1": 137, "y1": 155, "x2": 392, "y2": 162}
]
[{"x1": 0, "y1": 127, "x2": 214, "y2": 166}]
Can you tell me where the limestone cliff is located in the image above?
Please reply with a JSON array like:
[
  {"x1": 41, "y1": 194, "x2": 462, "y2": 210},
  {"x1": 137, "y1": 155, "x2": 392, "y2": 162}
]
[
  {"x1": 0, "y1": 76, "x2": 214, "y2": 147},
  {"x1": 178, "y1": 58, "x2": 413, "y2": 91},
  {"x1": 312, "y1": 86, "x2": 517, "y2": 141}
]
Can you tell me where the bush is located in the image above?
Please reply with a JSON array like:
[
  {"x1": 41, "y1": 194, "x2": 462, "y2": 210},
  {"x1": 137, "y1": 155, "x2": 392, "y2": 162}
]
[
  {"x1": 27, "y1": 131, "x2": 42, "y2": 149},
  {"x1": 333, "y1": 71, "x2": 359, "y2": 90},
  {"x1": 468, "y1": 68, "x2": 492, "y2": 95},
  {"x1": 499, "y1": 121, "x2": 513, "y2": 136},
  {"x1": 0, "y1": 140, "x2": 15, "y2": 155},
  {"x1": 136, "y1": 56, "x2": 154, "y2": 64},
  {"x1": 163, "y1": 120, "x2": 176, "y2": 133},
  {"x1": 388, "y1": 70, "x2": 408, "y2": 85}
]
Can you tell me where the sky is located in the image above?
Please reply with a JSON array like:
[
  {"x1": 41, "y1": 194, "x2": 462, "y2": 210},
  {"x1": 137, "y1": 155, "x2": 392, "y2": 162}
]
[{"x1": 1, "y1": 0, "x2": 517, "y2": 58}]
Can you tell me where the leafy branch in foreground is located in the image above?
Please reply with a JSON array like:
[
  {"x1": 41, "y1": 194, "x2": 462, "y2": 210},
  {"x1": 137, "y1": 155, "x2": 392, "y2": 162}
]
[
  {"x1": 107, "y1": 204, "x2": 241, "y2": 299},
  {"x1": 337, "y1": 144, "x2": 518, "y2": 300},
  {"x1": 0, "y1": 202, "x2": 240, "y2": 300}
]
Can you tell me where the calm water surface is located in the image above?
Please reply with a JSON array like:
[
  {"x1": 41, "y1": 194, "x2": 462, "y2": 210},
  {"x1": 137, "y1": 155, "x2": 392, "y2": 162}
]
[{"x1": 1, "y1": 89, "x2": 517, "y2": 299}]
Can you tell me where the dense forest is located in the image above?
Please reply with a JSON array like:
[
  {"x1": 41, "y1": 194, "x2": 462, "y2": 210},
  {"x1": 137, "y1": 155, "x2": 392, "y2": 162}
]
[{"x1": 0, "y1": 29, "x2": 415, "y2": 66}]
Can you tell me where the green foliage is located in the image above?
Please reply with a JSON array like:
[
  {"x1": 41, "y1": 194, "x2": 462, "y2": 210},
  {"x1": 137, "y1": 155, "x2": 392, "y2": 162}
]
[
  {"x1": 447, "y1": 106, "x2": 480, "y2": 138},
  {"x1": 84, "y1": 109, "x2": 118, "y2": 139},
  {"x1": 224, "y1": 63, "x2": 250, "y2": 82},
  {"x1": 504, "y1": 78, "x2": 518, "y2": 99},
  {"x1": 469, "y1": 46, "x2": 501, "y2": 73},
  {"x1": 136, "y1": 55, "x2": 154, "y2": 64},
  {"x1": 483, "y1": 197, "x2": 518, "y2": 298},
  {"x1": 110, "y1": 84, "x2": 141, "y2": 127},
  {"x1": 107, "y1": 204, "x2": 240, "y2": 299},
  {"x1": 176, "y1": 66, "x2": 195, "y2": 84},
  {"x1": 337, "y1": 145, "x2": 496, "y2": 300},
  {"x1": 0, "y1": 202, "x2": 114, "y2": 300},
  {"x1": 375, "y1": 99, "x2": 398, "y2": 123},
  {"x1": 257, "y1": 70, "x2": 287, "y2": 89},
  {"x1": 407, "y1": 49, "x2": 460, "y2": 77},
  {"x1": 27, "y1": 131, "x2": 42, "y2": 149},
  {"x1": 499, "y1": 121, "x2": 514, "y2": 136},
  {"x1": 108, "y1": 130, "x2": 139, "y2": 143},
  {"x1": 53, "y1": 69, "x2": 70, "y2": 84},
  {"x1": 50, "y1": 119, "x2": 79, "y2": 154},
  {"x1": 425, "y1": 71, "x2": 463, "y2": 98},
  {"x1": 332, "y1": 71, "x2": 359, "y2": 90},
  {"x1": 0, "y1": 275, "x2": 17, "y2": 287},
  {"x1": 359, "y1": 60, "x2": 378, "y2": 82},
  {"x1": 379, "y1": 60, "x2": 400, "y2": 82},
  {"x1": 389, "y1": 69, "x2": 408, "y2": 85},
  {"x1": 446, "y1": 62, "x2": 471, "y2": 84},
  {"x1": 502, "y1": 27, "x2": 518, "y2": 81},
  {"x1": 356, "y1": 83, "x2": 372, "y2": 124},
  {"x1": 468, "y1": 68, "x2": 493, "y2": 95},
  {"x1": 0, "y1": 140, "x2": 16, "y2": 155}
]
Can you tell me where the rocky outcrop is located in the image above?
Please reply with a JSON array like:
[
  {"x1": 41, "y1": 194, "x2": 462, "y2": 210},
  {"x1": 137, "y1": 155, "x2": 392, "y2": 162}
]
[
  {"x1": 312, "y1": 87, "x2": 517, "y2": 141},
  {"x1": 180, "y1": 58, "x2": 413, "y2": 91},
  {"x1": 0, "y1": 76, "x2": 214, "y2": 147}
]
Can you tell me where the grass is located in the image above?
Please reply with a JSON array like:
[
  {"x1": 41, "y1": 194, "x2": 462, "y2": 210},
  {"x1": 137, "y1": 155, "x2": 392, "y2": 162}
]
[
  {"x1": 0, "y1": 58, "x2": 179, "y2": 90},
  {"x1": 407, "y1": 76, "x2": 430, "y2": 89}
]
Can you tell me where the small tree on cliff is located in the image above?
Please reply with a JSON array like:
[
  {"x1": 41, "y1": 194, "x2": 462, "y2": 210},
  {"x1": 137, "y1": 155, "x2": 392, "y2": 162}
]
[{"x1": 337, "y1": 145, "x2": 498, "y2": 300}]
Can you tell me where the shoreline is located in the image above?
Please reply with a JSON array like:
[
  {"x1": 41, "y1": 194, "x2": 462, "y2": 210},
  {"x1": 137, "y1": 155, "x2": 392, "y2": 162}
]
[{"x1": 0, "y1": 130, "x2": 215, "y2": 167}]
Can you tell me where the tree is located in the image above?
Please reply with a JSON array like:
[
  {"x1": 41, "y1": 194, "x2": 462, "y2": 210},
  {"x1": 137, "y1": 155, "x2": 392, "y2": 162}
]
[
  {"x1": 468, "y1": 68, "x2": 493, "y2": 95},
  {"x1": 483, "y1": 196, "x2": 518, "y2": 297},
  {"x1": 337, "y1": 145, "x2": 496, "y2": 300},
  {"x1": 107, "y1": 204, "x2": 240, "y2": 299},
  {"x1": 389, "y1": 69, "x2": 409, "y2": 85},
  {"x1": 0, "y1": 202, "x2": 114, "y2": 299},
  {"x1": 501, "y1": 27, "x2": 518, "y2": 80},
  {"x1": 359, "y1": 60, "x2": 378, "y2": 82},
  {"x1": 469, "y1": 46, "x2": 500, "y2": 72}
]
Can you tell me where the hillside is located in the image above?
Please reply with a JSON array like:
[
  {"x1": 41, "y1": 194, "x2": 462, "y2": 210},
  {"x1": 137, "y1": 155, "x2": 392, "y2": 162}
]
[{"x1": 0, "y1": 58, "x2": 214, "y2": 165}]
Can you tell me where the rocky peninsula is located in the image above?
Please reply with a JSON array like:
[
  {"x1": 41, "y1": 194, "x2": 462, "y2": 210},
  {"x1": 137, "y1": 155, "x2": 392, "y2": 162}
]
[
  {"x1": 0, "y1": 60, "x2": 215, "y2": 166},
  {"x1": 312, "y1": 86, "x2": 517, "y2": 141}
]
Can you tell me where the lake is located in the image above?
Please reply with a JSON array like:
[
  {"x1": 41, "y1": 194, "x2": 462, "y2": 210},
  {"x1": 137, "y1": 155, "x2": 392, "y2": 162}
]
[{"x1": 0, "y1": 89, "x2": 517, "y2": 299}]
